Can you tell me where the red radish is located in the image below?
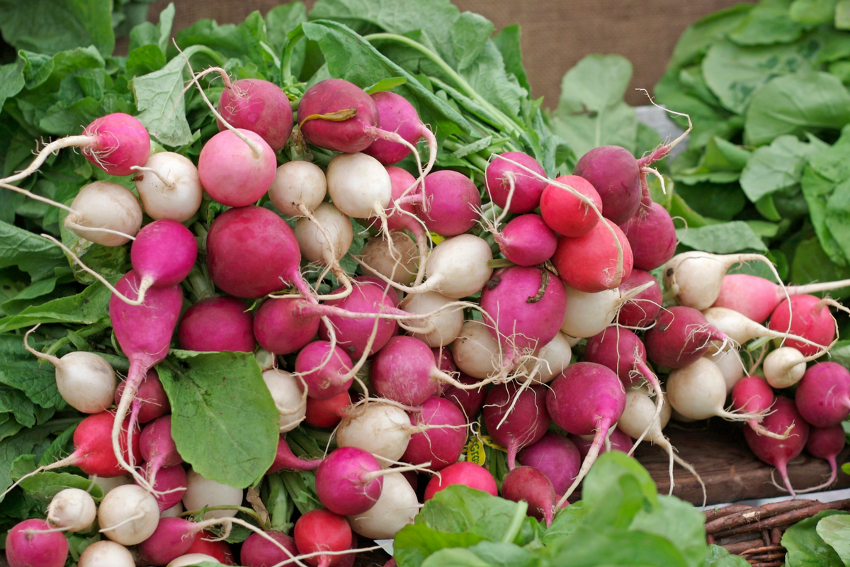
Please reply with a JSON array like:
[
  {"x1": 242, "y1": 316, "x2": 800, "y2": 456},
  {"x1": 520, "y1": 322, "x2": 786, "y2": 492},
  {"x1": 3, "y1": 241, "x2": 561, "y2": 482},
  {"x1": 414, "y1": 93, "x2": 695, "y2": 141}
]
[
  {"x1": 501, "y1": 466, "x2": 559, "y2": 526},
  {"x1": 616, "y1": 270, "x2": 662, "y2": 328},
  {"x1": 744, "y1": 396, "x2": 809, "y2": 497},
  {"x1": 569, "y1": 428, "x2": 633, "y2": 461},
  {"x1": 306, "y1": 392, "x2": 351, "y2": 429},
  {"x1": 185, "y1": 532, "x2": 236, "y2": 565},
  {"x1": 240, "y1": 530, "x2": 298, "y2": 567},
  {"x1": 254, "y1": 297, "x2": 321, "y2": 356},
  {"x1": 78, "y1": 540, "x2": 135, "y2": 567},
  {"x1": 217, "y1": 78, "x2": 293, "y2": 151},
  {"x1": 443, "y1": 374, "x2": 488, "y2": 420},
  {"x1": 795, "y1": 362, "x2": 850, "y2": 427},
  {"x1": 539, "y1": 175, "x2": 603, "y2": 237},
  {"x1": 482, "y1": 382, "x2": 550, "y2": 469},
  {"x1": 178, "y1": 296, "x2": 255, "y2": 353},
  {"x1": 490, "y1": 213, "x2": 558, "y2": 267},
  {"x1": 620, "y1": 202, "x2": 677, "y2": 271},
  {"x1": 667, "y1": 358, "x2": 765, "y2": 422},
  {"x1": 768, "y1": 295, "x2": 837, "y2": 356},
  {"x1": 573, "y1": 146, "x2": 642, "y2": 225},
  {"x1": 141, "y1": 464, "x2": 187, "y2": 512},
  {"x1": 516, "y1": 432, "x2": 581, "y2": 495},
  {"x1": 364, "y1": 91, "x2": 437, "y2": 177},
  {"x1": 64, "y1": 181, "x2": 143, "y2": 246},
  {"x1": 546, "y1": 362, "x2": 626, "y2": 502},
  {"x1": 552, "y1": 219, "x2": 633, "y2": 293},
  {"x1": 644, "y1": 306, "x2": 728, "y2": 369},
  {"x1": 799, "y1": 425, "x2": 845, "y2": 493},
  {"x1": 206, "y1": 205, "x2": 311, "y2": 299},
  {"x1": 268, "y1": 160, "x2": 327, "y2": 218},
  {"x1": 731, "y1": 376, "x2": 793, "y2": 440},
  {"x1": 98, "y1": 484, "x2": 160, "y2": 545},
  {"x1": 110, "y1": 270, "x2": 182, "y2": 487},
  {"x1": 704, "y1": 307, "x2": 825, "y2": 348},
  {"x1": 315, "y1": 447, "x2": 385, "y2": 516},
  {"x1": 5, "y1": 519, "x2": 69, "y2": 567},
  {"x1": 402, "y1": 396, "x2": 467, "y2": 470},
  {"x1": 198, "y1": 129, "x2": 276, "y2": 207},
  {"x1": 401, "y1": 290, "x2": 464, "y2": 347},
  {"x1": 484, "y1": 152, "x2": 548, "y2": 213},
  {"x1": 346, "y1": 471, "x2": 418, "y2": 539},
  {"x1": 296, "y1": 341, "x2": 354, "y2": 400},
  {"x1": 414, "y1": 170, "x2": 481, "y2": 236},
  {"x1": 182, "y1": 468, "x2": 243, "y2": 520},
  {"x1": 114, "y1": 369, "x2": 170, "y2": 424},
  {"x1": 267, "y1": 434, "x2": 323, "y2": 474},
  {"x1": 46, "y1": 488, "x2": 97, "y2": 532},
  {"x1": 560, "y1": 280, "x2": 654, "y2": 338},
  {"x1": 423, "y1": 461, "x2": 498, "y2": 500},
  {"x1": 140, "y1": 416, "x2": 182, "y2": 485},
  {"x1": 714, "y1": 274, "x2": 850, "y2": 323},
  {"x1": 137, "y1": 517, "x2": 199, "y2": 566},
  {"x1": 134, "y1": 152, "x2": 203, "y2": 223},
  {"x1": 293, "y1": 509, "x2": 352, "y2": 567},
  {"x1": 130, "y1": 219, "x2": 198, "y2": 304}
]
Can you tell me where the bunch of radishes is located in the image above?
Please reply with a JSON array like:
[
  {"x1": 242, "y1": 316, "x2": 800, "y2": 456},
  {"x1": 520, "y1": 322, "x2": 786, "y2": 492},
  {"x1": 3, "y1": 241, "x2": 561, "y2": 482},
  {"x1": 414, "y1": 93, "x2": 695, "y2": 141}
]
[{"x1": 4, "y1": 59, "x2": 850, "y2": 567}]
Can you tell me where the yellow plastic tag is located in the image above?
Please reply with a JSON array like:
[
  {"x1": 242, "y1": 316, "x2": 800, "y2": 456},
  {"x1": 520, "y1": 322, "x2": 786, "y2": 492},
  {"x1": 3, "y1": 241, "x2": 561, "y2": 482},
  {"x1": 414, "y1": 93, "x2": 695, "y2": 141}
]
[
  {"x1": 465, "y1": 438, "x2": 486, "y2": 465},
  {"x1": 480, "y1": 434, "x2": 507, "y2": 452},
  {"x1": 429, "y1": 231, "x2": 445, "y2": 245}
]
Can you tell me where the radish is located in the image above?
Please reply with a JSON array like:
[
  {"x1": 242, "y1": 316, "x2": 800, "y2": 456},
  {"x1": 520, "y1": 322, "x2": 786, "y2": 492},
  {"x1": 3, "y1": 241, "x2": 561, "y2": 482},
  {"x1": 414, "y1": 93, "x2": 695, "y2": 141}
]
[
  {"x1": 316, "y1": 281, "x2": 401, "y2": 359},
  {"x1": 141, "y1": 464, "x2": 187, "y2": 512},
  {"x1": 161, "y1": 502, "x2": 183, "y2": 518},
  {"x1": 336, "y1": 402, "x2": 417, "y2": 462},
  {"x1": 295, "y1": 341, "x2": 353, "y2": 400},
  {"x1": 572, "y1": 146, "x2": 642, "y2": 225},
  {"x1": 267, "y1": 434, "x2": 323, "y2": 474},
  {"x1": 768, "y1": 295, "x2": 837, "y2": 356},
  {"x1": 795, "y1": 362, "x2": 850, "y2": 427},
  {"x1": 546, "y1": 362, "x2": 626, "y2": 503},
  {"x1": 539, "y1": 175, "x2": 603, "y2": 238},
  {"x1": 254, "y1": 297, "x2": 321, "y2": 356},
  {"x1": 516, "y1": 432, "x2": 581, "y2": 495},
  {"x1": 5, "y1": 519, "x2": 69, "y2": 567},
  {"x1": 326, "y1": 152, "x2": 392, "y2": 222},
  {"x1": 663, "y1": 251, "x2": 784, "y2": 311},
  {"x1": 89, "y1": 474, "x2": 133, "y2": 496},
  {"x1": 413, "y1": 170, "x2": 481, "y2": 237},
  {"x1": 731, "y1": 376, "x2": 793, "y2": 440},
  {"x1": 452, "y1": 319, "x2": 504, "y2": 379},
  {"x1": 294, "y1": 202, "x2": 354, "y2": 287},
  {"x1": 743, "y1": 396, "x2": 809, "y2": 497},
  {"x1": 705, "y1": 346, "x2": 745, "y2": 394},
  {"x1": 168, "y1": 553, "x2": 220, "y2": 566},
  {"x1": 443, "y1": 373, "x2": 488, "y2": 420},
  {"x1": 620, "y1": 202, "x2": 677, "y2": 271},
  {"x1": 114, "y1": 369, "x2": 170, "y2": 424},
  {"x1": 110, "y1": 270, "x2": 182, "y2": 487},
  {"x1": 703, "y1": 307, "x2": 824, "y2": 348},
  {"x1": 560, "y1": 279, "x2": 654, "y2": 338},
  {"x1": 570, "y1": 428, "x2": 633, "y2": 460},
  {"x1": 269, "y1": 160, "x2": 327, "y2": 216},
  {"x1": 314, "y1": 447, "x2": 386, "y2": 516},
  {"x1": 98, "y1": 484, "x2": 160, "y2": 545},
  {"x1": 78, "y1": 540, "x2": 135, "y2": 567},
  {"x1": 137, "y1": 517, "x2": 199, "y2": 566},
  {"x1": 482, "y1": 382, "x2": 551, "y2": 469},
  {"x1": 402, "y1": 396, "x2": 467, "y2": 471},
  {"x1": 240, "y1": 530, "x2": 298, "y2": 567},
  {"x1": 263, "y1": 368, "x2": 307, "y2": 433},
  {"x1": 514, "y1": 332, "x2": 572, "y2": 384},
  {"x1": 667, "y1": 358, "x2": 765, "y2": 422},
  {"x1": 501, "y1": 466, "x2": 559, "y2": 527},
  {"x1": 134, "y1": 152, "x2": 203, "y2": 222},
  {"x1": 128, "y1": 219, "x2": 198, "y2": 305},
  {"x1": 198, "y1": 128, "x2": 276, "y2": 208},
  {"x1": 423, "y1": 461, "x2": 498, "y2": 500},
  {"x1": 486, "y1": 213, "x2": 558, "y2": 267},
  {"x1": 616, "y1": 270, "x2": 662, "y2": 328},
  {"x1": 364, "y1": 91, "x2": 437, "y2": 177},
  {"x1": 306, "y1": 392, "x2": 351, "y2": 429},
  {"x1": 552, "y1": 219, "x2": 633, "y2": 293},
  {"x1": 714, "y1": 273, "x2": 850, "y2": 323},
  {"x1": 178, "y1": 296, "x2": 256, "y2": 353},
  {"x1": 763, "y1": 345, "x2": 831, "y2": 389},
  {"x1": 360, "y1": 232, "x2": 419, "y2": 286},
  {"x1": 401, "y1": 291, "x2": 464, "y2": 347},
  {"x1": 23, "y1": 326, "x2": 116, "y2": 414},
  {"x1": 64, "y1": 181, "x2": 143, "y2": 246},
  {"x1": 644, "y1": 306, "x2": 728, "y2": 369},
  {"x1": 184, "y1": 531, "x2": 234, "y2": 565},
  {"x1": 46, "y1": 488, "x2": 96, "y2": 531},
  {"x1": 140, "y1": 416, "x2": 182, "y2": 486},
  {"x1": 799, "y1": 425, "x2": 845, "y2": 493},
  {"x1": 216, "y1": 77, "x2": 293, "y2": 151},
  {"x1": 484, "y1": 152, "x2": 548, "y2": 214},
  {"x1": 346, "y1": 471, "x2": 419, "y2": 539},
  {"x1": 182, "y1": 468, "x2": 243, "y2": 520}
]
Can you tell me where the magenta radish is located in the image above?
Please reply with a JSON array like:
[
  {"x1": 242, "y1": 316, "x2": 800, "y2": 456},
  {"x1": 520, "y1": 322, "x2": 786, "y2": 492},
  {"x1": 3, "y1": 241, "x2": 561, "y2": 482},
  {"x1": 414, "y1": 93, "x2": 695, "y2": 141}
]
[
  {"x1": 360, "y1": 232, "x2": 419, "y2": 286},
  {"x1": 501, "y1": 466, "x2": 559, "y2": 526},
  {"x1": 485, "y1": 152, "x2": 548, "y2": 214},
  {"x1": 703, "y1": 307, "x2": 824, "y2": 348},
  {"x1": 137, "y1": 517, "x2": 198, "y2": 566},
  {"x1": 644, "y1": 306, "x2": 728, "y2": 369},
  {"x1": 347, "y1": 471, "x2": 419, "y2": 539},
  {"x1": 364, "y1": 91, "x2": 437, "y2": 174},
  {"x1": 268, "y1": 159, "x2": 327, "y2": 224},
  {"x1": 768, "y1": 295, "x2": 837, "y2": 357},
  {"x1": 306, "y1": 391, "x2": 351, "y2": 429},
  {"x1": 110, "y1": 270, "x2": 182, "y2": 486},
  {"x1": 206, "y1": 205, "x2": 310, "y2": 299},
  {"x1": 401, "y1": 290, "x2": 464, "y2": 347},
  {"x1": 546, "y1": 362, "x2": 626, "y2": 502},
  {"x1": 414, "y1": 170, "x2": 481, "y2": 237},
  {"x1": 317, "y1": 281, "x2": 402, "y2": 359},
  {"x1": 240, "y1": 530, "x2": 298, "y2": 567},
  {"x1": 443, "y1": 373, "x2": 488, "y2": 419},
  {"x1": 572, "y1": 146, "x2": 643, "y2": 225},
  {"x1": 452, "y1": 319, "x2": 504, "y2": 379},
  {"x1": 217, "y1": 78, "x2": 293, "y2": 151},
  {"x1": 182, "y1": 468, "x2": 243, "y2": 520},
  {"x1": 141, "y1": 464, "x2": 187, "y2": 512},
  {"x1": 482, "y1": 382, "x2": 551, "y2": 469},
  {"x1": 402, "y1": 396, "x2": 467, "y2": 470},
  {"x1": 515, "y1": 332, "x2": 573, "y2": 384},
  {"x1": 254, "y1": 297, "x2": 321, "y2": 355},
  {"x1": 666, "y1": 358, "x2": 764, "y2": 422},
  {"x1": 423, "y1": 461, "x2": 498, "y2": 500},
  {"x1": 731, "y1": 376, "x2": 793, "y2": 440},
  {"x1": 620, "y1": 202, "x2": 677, "y2": 271},
  {"x1": 198, "y1": 128, "x2": 276, "y2": 207},
  {"x1": 98, "y1": 484, "x2": 160, "y2": 545},
  {"x1": 490, "y1": 213, "x2": 558, "y2": 267},
  {"x1": 179, "y1": 296, "x2": 255, "y2": 353},
  {"x1": 267, "y1": 434, "x2": 323, "y2": 474},
  {"x1": 743, "y1": 396, "x2": 809, "y2": 497},
  {"x1": 616, "y1": 270, "x2": 662, "y2": 328},
  {"x1": 294, "y1": 509, "x2": 352, "y2": 567},
  {"x1": 336, "y1": 402, "x2": 416, "y2": 462},
  {"x1": 539, "y1": 175, "x2": 603, "y2": 237},
  {"x1": 78, "y1": 540, "x2": 135, "y2": 567},
  {"x1": 64, "y1": 181, "x2": 143, "y2": 246},
  {"x1": 795, "y1": 362, "x2": 850, "y2": 427},
  {"x1": 800, "y1": 425, "x2": 845, "y2": 493},
  {"x1": 23, "y1": 327, "x2": 115, "y2": 414},
  {"x1": 570, "y1": 428, "x2": 633, "y2": 460},
  {"x1": 516, "y1": 432, "x2": 580, "y2": 495},
  {"x1": 295, "y1": 341, "x2": 353, "y2": 400},
  {"x1": 314, "y1": 447, "x2": 385, "y2": 516},
  {"x1": 46, "y1": 488, "x2": 97, "y2": 531},
  {"x1": 134, "y1": 152, "x2": 203, "y2": 222},
  {"x1": 5, "y1": 519, "x2": 69, "y2": 567},
  {"x1": 140, "y1": 416, "x2": 182, "y2": 485},
  {"x1": 560, "y1": 279, "x2": 654, "y2": 338},
  {"x1": 114, "y1": 369, "x2": 170, "y2": 424},
  {"x1": 263, "y1": 368, "x2": 306, "y2": 433},
  {"x1": 552, "y1": 219, "x2": 633, "y2": 293},
  {"x1": 130, "y1": 219, "x2": 198, "y2": 304}
]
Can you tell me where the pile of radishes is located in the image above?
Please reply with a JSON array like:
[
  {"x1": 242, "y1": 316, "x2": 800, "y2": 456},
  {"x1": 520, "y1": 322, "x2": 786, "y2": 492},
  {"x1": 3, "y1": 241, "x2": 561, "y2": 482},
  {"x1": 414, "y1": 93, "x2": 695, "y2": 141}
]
[{"x1": 5, "y1": 61, "x2": 850, "y2": 567}]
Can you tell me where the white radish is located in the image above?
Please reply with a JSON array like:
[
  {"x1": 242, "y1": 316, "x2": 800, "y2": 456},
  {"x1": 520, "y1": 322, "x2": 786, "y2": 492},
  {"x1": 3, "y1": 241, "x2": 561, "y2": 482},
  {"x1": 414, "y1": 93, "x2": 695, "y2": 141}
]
[
  {"x1": 326, "y1": 152, "x2": 392, "y2": 219},
  {"x1": 133, "y1": 152, "x2": 203, "y2": 222},
  {"x1": 667, "y1": 358, "x2": 765, "y2": 422},
  {"x1": 78, "y1": 540, "x2": 135, "y2": 567},
  {"x1": 160, "y1": 502, "x2": 184, "y2": 518},
  {"x1": 560, "y1": 281, "x2": 654, "y2": 338},
  {"x1": 764, "y1": 345, "x2": 832, "y2": 389},
  {"x1": 516, "y1": 332, "x2": 572, "y2": 384},
  {"x1": 97, "y1": 484, "x2": 160, "y2": 545},
  {"x1": 705, "y1": 345, "x2": 745, "y2": 395},
  {"x1": 361, "y1": 232, "x2": 419, "y2": 286},
  {"x1": 168, "y1": 553, "x2": 221, "y2": 566},
  {"x1": 268, "y1": 160, "x2": 327, "y2": 218},
  {"x1": 336, "y1": 403, "x2": 414, "y2": 462},
  {"x1": 401, "y1": 291, "x2": 464, "y2": 347},
  {"x1": 452, "y1": 319, "x2": 504, "y2": 379},
  {"x1": 294, "y1": 202, "x2": 353, "y2": 265},
  {"x1": 263, "y1": 368, "x2": 307, "y2": 433},
  {"x1": 64, "y1": 181, "x2": 143, "y2": 246},
  {"x1": 346, "y1": 471, "x2": 419, "y2": 539},
  {"x1": 46, "y1": 488, "x2": 97, "y2": 532},
  {"x1": 182, "y1": 469, "x2": 243, "y2": 520},
  {"x1": 88, "y1": 474, "x2": 132, "y2": 496},
  {"x1": 703, "y1": 307, "x2": 823, "y2": 347}
]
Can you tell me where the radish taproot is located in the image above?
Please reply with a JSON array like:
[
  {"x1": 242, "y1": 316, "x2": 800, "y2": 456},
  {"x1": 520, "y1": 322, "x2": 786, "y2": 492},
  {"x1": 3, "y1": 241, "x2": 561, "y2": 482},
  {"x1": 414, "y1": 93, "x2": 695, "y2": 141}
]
[
  {"x1": 482, "y1": 382, "x2": 551, "y2": 469},
  {"x1": 743, "y1": 397, "x2": 809, "y2": 497}
]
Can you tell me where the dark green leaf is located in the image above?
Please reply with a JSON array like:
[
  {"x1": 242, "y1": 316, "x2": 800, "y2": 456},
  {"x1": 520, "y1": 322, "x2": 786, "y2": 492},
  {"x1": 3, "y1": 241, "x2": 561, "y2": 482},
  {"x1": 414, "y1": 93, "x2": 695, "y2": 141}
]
[
  {"x1": 838, "y1": 0, "x2": 850, "y2": 29},
  {"x1": 450, "y1": 12, "x2": 492, "y2": 71},
  {"x1": 492, "y1": 24, "x2": 529, "y2": 92},
  {"x1": 672, "y1": 137, "x2": 750, "y2": 184},
  {"x1": 546, "y1": 525, "x2": 689, "y2": 567},
  {"x1": 0, "y1": 221, "x2": 65, "y2": 282},
  {"x1": 674, "y1": 182, "x2": 746, "y2": 221},
  {"x1": 792, "y1": 238, "x2": 850, "y2": 299},
  {"x1": 0, "y1": 57, "x2": 25, "y2": 118},
  {"x1": 395, "y1": 523, "x2": 487, "y2": 567},
  {"x1": 0, "y1": 283, "x2": 111, "y2": 334},
  {"x1": 0, "y1": 0, "x2": 115, "y2": 57},
  {"x1": 266, "y1": 2, "x2": 307, "y2": 53},
  {"x1": 728, "y1": 0, "x2": 808, "y2": 45},
  {"x1": 541, "y1": 501, "x2": 588, "y2": 545},
  {"x1": 801, "y1": 166, "x2": 848, "y2": 265},
  {"x1": 790, "y1": 0, "x2": 838, "y2": 24},
  {"x1": 581, "y1": 451, "x2": 658, "y2": 508},
  {"x1": 783, "y1": 510, "x2": 846, "y2": 566},
  {"x1": 667, "y1": 5, "x2": 754, "y2": 71},
  {"x1": 38, "y1": 420, "x2": 77, "y2": 467},
  {"x1": 0, "y1": 388, "x2": 37, "y2": 428},
  {"x1": 0, "y1": 334, "x2": 62, "y2": 410},
  {"x1": 630, "y1": 496, "x2": 708, "y2": 567},
  {"x1": 19, "y1": 471, "x2": 103, "y2": 503},
  {"x1": 421, "y1": 543, "x2": 541, "y2": 567},
  {"x1": 126, "y1": 44, "x2": 167, "y2": 77},
  {"x1": 0, "y1": 422, "x2": 65, "y2": 501},
  {"x1": 365, "y1": 77, "x2": 408, "y2": 94},
  {"x1": 678, "y1": 221, "x2": 768, "y2": 253},
  {"x1": 740, "y1": 135, "x2": 829, "y2": 202}
]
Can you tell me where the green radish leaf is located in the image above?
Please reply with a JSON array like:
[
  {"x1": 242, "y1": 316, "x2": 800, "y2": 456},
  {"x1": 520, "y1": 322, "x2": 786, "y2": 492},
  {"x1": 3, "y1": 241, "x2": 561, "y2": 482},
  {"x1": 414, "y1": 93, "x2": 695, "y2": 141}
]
[
  {"x1": 677, "y1": 221, "x2": 768, "y2": 253},
  {"x1": 451, "y1": 11, "x2": 493, "y2": 71},
  {"x1": 740, "y1": 135, "x2": 829, "y2": 202},
  {"x1": 790, "y1": 0, "x2": 838, "y2": 24},
  {"x1": 395, "y1": 524, "x2": 488, "y2": 567},
  {"x1": 838, "y1": 0, "x2": 850, "y2": 29},
  {"x1": 364, "y1": 76, "x2": 408, "y2": 93},
  {"x1": 0, "y1": 334, "x2": 63, "y2": 410},
  {"x1": 816, "y1": 514, "x2": 850, "y2": 565},
  {"x1": 0, "y1": 57, "x2": 26, "y2": 118},
  {"x1": 0, "y1": 221, "x2": 65, "y2": 282},
  {"x1": 702, "y1": 545, "x2": 750, "y2": 566},
  {"x1": 0, "y1": 0, "x2": 114, "y2": 57},
  {"x1": 666, "y1": 4, "x2": 754, "y2": 72},
  {"x1": 545, "y1": 526, "x2": 689, "y2": 567},
  {"x1": 801, "y1": 166, "x2": 850, "y2": 265},
  {"x1": 671, "y1": 137, "x2": 750, "y2": 185},
  {"x1": 158, "y1": 350, "x2": 278, "y2": 489},
  {"x1": 0, "y1": 388, "x2": 38, "y2": 428},
  {"x1": 37, "y1": 420, "x2": 78, "y2": 466},
  {"x1": 783, "y1": 510, "x2": 846, "y2": 566},
  {"x1": 674, "y1": 182, "x2": 746, "y2": 221},
  {"x1": 0, "y1": 421, "x2": 68, "y2": 500},
  {"x1": 0, "y1": 284, "x2": 111, "y2": 334},
  {"x1": 421, "y1": 543, "x2": 540, "y2": 567},
  {"x1": 630, "y1": 496, "x2": 709, "y2": 567},
  {"x1": 792, "y1": 239, "x2": 850, "y2": 299},
  {"x1": 492, "y1": 24, "x2": 530, "y2": 91},
  {"x1": 728, "y1": 0, "x2": 808, "y2": 45},
  {"x1": 19, "y1": 471, "x2": 103, "y2": 503},
  {"x1": 540, "y1": 502, "x2": 588, "y2": 545}
]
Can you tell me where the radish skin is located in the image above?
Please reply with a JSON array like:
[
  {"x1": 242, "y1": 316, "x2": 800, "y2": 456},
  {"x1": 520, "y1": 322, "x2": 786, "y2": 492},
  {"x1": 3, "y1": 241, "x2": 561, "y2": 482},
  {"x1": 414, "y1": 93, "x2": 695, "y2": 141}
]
[
  {"x1": 134, "y1": 152, "x2": 203, "y2": 222},
  {"x1": 667, "y1": 358, "x2": 765, "y2": 422},
  {"x1": 78, "y1": 540, "x2": 135, "y2": 567},
  {"x1": 98, "y1": 484, "x2": 160, "y2": 545}
]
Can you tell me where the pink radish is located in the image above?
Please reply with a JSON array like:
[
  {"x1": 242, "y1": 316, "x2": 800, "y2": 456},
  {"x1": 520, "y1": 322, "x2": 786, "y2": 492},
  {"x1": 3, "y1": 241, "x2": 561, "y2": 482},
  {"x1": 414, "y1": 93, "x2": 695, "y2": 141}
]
[
  {"x1": 5, "y1": 519, "x2": 69, "y2": 567},
  {"x1": 743, "y1": 396, "x2": 809, "y2": 497},
  {"x1": 141, "y1": 464, "x2": 187, "y2": 512},
  {"x1": 306, "y1": 392, "x2": 351, "y2": 429},
  {"x1": 768, "y1": 295, "x2": 837, "y2": 356},
  {"x1": 296, "y1": 341, "x2": 353, "y2": 400},
  {"x1": 485, "y1": 152, "x2": 547, "y2": 213},
  {"x1": 64, "y1": 181, "x2": 143, "y2": 246},
  {"x1": 443, "y1": 373, "x2": 488, "y2": 420},
  {"x1": 666, "y1": 358, "x2": 764, "y2": 422},
  {"x1": 516, "y1": 432, "x2": 580, "y2": 495},
  {"x1": 134, "y1": 152, "x2": 203, "y2": 222},
  {"x1": 240, "y1": 531, "x2": 298, "y2": 567},
  {"x1": 795, "y1": 362, "x2": 850, "y2": 427},
  {"x1": 314, "y1": 447, "x2": 386, "y2": 516},
  {"x1": 217, "y1": 78, "x2": 293, "y2": 151},
  {"x1": 552, "y1": 219, "x2": 633, "y2": 293},
  {"x1": 546, "y1": 362, "x2": 626, "y2": 502},
  {"x1": 501, "y1": 466, "x2": 559, "y2": 526},
  {"x1": 184, "y1": 531, "x2": 235, "y2": 564},
  {"x1": 254, "y1": 297, "x2": 321, "y2": 356},
  {"x1": 731, "y1": 376, "x2": 793, "y2": 440},
  {"x1": 539, "y1": 175, "x2": 603, "y2": 237},
  {"x1": 570, "y1": 428, "x2": 633, "y2": 460},
  {"x1": 644, "y1": 306, "x2": 728, "y2": 369},
  {"x1": 364, "y1": 91, "x2": 437, "y2": 174},
  {"x1": 178, "y1": 296, "x2": 255, "y2": 353},
  {"x1": 198, "y1": 128, "x2": 276, "y2": 207},
  {"x1": 423, "y1": 461, "x2": 498, "y2": 500},
  {"x1": 98, "y1": 484, "x2": 160, "y2": 545},
  {"x1": 402, "y1": 396, "x2": 467, "y2": 471},
  {"x1": 616, "y1": 270, "x2": 662, "y2": 328},
  {"x1": 620, "y1": 202, "x2": 677, "y2": 271},
  {"x1": 137, "y1": 517, "x2": 199, "y2": 566},
  {"x1": 482, "y1": 382, "x2": 551, "y2": 469},
  {"x1": 267, "y1": 434, "x2": 323, "y2": 474},
  {"x1": 293, "y1": 509, "x2": 352, "y2": 567},
  {"x1": 704, "y1": 307, "x2": 825, "y2": 348},
  {"x1": 489, "y1": 213, "x2": 558, "y2": 267},
  {"x1": 129, "y1": 219, "x2": 197, "y2": 304},
  {"x1": 140, "y1": 416, "x2": 182, "y2": 486},
  {"x1": 414, "y1": 170, "x2": 481, "y2": 237},
  {"x1": 799, "y1": 425, "x2": 845, "y2": 493},
  {"x1": 317, "y1": 281, "x2": 401, "y2": 359},
  {"x1": 114, "y1": 369, "x2": 170, "y2": 424}
]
